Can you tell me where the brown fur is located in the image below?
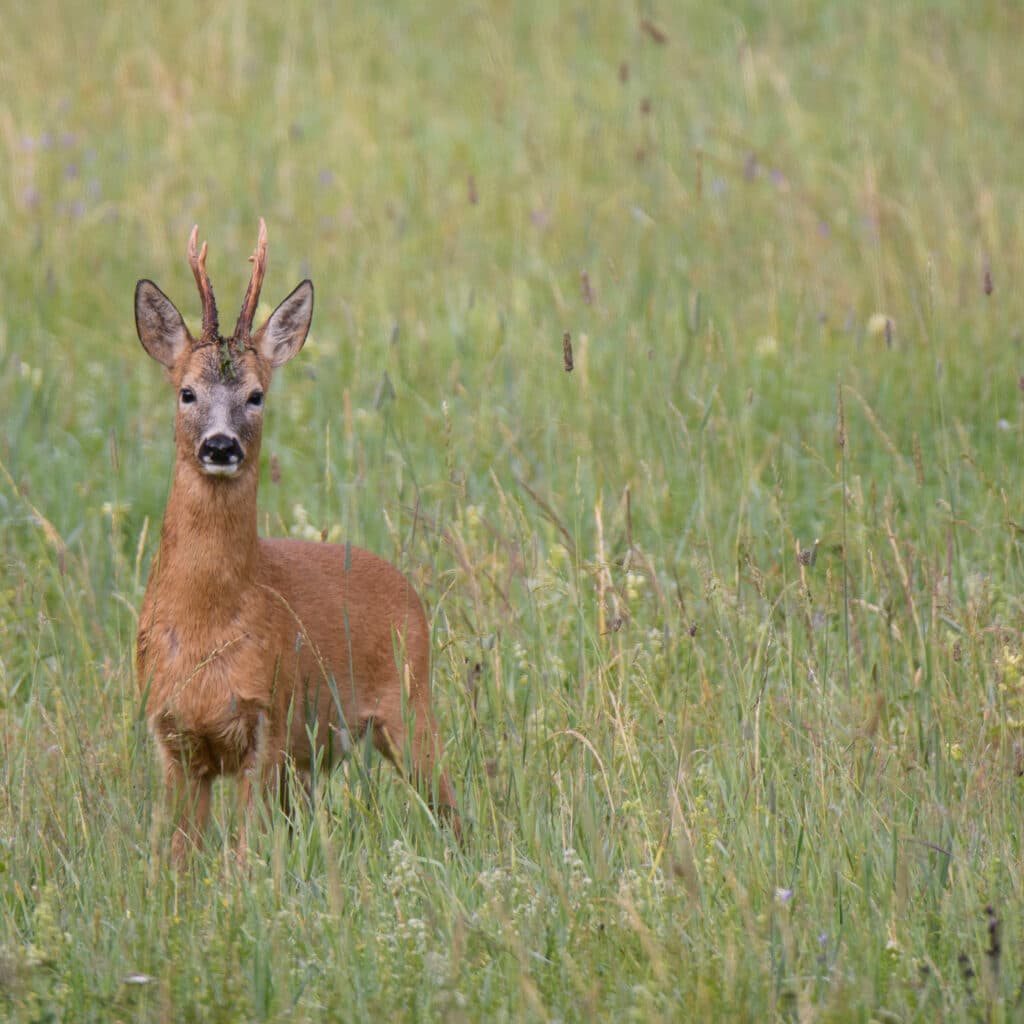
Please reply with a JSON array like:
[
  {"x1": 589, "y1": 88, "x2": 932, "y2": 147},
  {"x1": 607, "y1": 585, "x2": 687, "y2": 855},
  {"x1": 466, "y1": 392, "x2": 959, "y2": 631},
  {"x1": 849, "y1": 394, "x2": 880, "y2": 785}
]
[{"x1": 135, "y1": 224, "x2": 458, "y2": 866}]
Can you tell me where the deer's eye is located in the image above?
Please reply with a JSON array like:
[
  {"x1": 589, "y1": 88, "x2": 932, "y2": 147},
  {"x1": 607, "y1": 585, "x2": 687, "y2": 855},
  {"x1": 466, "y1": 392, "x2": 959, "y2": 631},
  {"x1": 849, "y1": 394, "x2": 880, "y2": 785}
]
[
  {"x1": 180, "y1": 387, "x2": 196, "y2": 405},
  {"x1": 247, "y1": 390, "x2": 264, "y2": 408}
]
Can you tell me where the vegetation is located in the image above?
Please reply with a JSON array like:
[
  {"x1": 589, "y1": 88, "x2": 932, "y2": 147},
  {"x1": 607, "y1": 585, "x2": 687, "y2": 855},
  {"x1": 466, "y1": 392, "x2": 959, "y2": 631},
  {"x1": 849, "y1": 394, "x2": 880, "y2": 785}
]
[{"x1": 2, "y1": 1, "x2": 1024, "y2": 1019}]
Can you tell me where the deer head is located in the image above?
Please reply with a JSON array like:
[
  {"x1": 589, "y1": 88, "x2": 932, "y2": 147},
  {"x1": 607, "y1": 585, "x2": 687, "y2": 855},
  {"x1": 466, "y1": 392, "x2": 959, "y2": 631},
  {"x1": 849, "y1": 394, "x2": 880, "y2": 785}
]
[{"x1": 135, "y1": 219, "x2": 313, "y2": 479}]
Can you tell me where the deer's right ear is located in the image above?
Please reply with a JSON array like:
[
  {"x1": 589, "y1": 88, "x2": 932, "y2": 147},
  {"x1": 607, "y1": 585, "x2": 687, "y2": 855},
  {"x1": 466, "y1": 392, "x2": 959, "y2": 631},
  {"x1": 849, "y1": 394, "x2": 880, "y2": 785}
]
[{"x1": 135, "y1": 280, "x2": 191, "y2": 368}]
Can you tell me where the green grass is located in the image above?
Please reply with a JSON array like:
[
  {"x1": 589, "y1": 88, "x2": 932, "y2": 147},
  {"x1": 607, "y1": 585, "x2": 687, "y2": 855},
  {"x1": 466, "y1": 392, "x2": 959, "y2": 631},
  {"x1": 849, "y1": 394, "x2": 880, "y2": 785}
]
[{"x1": 3, "y1": 0, "x2": 1024, "y2": 1019}]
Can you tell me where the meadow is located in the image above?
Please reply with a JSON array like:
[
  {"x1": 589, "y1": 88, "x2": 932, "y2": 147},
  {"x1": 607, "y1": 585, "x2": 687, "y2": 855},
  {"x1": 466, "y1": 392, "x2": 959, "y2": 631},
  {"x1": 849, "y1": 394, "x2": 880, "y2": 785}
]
[{"x1": 2, "y1": 1, "x2": 1024, "y2": 1019}]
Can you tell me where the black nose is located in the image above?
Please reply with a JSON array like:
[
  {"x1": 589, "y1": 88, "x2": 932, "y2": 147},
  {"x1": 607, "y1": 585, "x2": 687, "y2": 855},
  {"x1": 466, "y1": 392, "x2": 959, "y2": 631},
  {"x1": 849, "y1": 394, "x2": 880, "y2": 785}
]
[{"x1": 199, "y1": 433, "x2": 244, "y2": 466}]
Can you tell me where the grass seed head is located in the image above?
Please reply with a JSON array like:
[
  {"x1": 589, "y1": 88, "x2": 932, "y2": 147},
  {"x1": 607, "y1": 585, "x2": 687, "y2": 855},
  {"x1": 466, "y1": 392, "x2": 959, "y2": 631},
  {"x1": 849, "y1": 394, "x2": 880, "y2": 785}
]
[{"x1": 580, "y1": 271, "x2": 593, "y2": 305}]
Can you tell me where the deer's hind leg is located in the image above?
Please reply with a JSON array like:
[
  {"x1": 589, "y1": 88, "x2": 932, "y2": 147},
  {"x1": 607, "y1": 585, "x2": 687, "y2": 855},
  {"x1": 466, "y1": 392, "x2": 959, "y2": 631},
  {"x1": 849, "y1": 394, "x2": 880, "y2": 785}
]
[{"x1": 371, "y1": 695, "x2": 460, "y2": 839}]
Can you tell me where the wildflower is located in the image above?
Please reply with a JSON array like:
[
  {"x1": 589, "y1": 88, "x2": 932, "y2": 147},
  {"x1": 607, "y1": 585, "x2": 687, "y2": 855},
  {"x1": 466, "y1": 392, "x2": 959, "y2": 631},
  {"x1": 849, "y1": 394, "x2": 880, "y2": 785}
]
[
  {"x1": 424, "y1": 950, "x2": 448, "y2": 986},
  {"x1": 564, "y1": 847, "x2": 592, "y2": 899},
  {"x1": 1001, "y1": 647, "x2": 1023, "y2": 672},
  {"x1": 477, "y1": 866, "x2": 510, "y2": 900},
  {"x1": 512, "y1": 641, "x2": 529, "y2": 671},
  {"x1": 867, "y1": 313, "x2": 894, "y2": 340},
  {"x1": 383, "y1": 840, "x2": 420, "y2": 897},
  {"x1": 289, "y1": 503, "x2": 338, "y2": 542},
  {"x1": 625, "y1": 571, "x2": 645, "y2": 601},
  {"x1": 398, "y1": 917, "x2": 428, "y2": 954},
  {"x1": 885, "y1": 921, "x2": 902, "y2": 958}
]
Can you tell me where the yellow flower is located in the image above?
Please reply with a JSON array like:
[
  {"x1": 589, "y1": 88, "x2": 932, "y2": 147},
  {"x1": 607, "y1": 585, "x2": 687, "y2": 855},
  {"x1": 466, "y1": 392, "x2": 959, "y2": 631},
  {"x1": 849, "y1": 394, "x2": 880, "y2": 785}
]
[
  {"x1": 867, "y1": 313, "x2": 893, "y2": 338},
  {"x1": 1001, "y1": 646, "x2": 1023, "y2": 670}
]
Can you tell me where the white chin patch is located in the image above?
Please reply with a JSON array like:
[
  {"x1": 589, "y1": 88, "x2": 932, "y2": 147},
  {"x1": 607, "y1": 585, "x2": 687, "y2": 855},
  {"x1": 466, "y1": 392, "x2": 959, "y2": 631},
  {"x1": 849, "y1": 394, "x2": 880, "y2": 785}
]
[{"x1": 199, "y1": 461, "x2": 241, "y2": 477}]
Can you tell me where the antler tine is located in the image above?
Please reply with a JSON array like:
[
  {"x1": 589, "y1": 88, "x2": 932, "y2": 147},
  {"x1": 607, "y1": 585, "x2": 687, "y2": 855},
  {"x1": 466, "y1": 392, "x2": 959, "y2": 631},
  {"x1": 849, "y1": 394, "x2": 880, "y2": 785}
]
[
  {"x1": 233, "y1": 217, "x2": 268, "y2": 348},
  {"x1": 187, "y1": 225, "x2": 220, "y2": 342}
]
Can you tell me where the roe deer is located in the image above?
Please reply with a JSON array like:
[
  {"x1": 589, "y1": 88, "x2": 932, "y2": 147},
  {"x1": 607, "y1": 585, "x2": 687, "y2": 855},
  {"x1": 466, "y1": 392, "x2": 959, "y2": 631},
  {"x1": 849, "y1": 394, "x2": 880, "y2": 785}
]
[{"x1": 134, "y1": 220, "x2": 459, "y2": 866}]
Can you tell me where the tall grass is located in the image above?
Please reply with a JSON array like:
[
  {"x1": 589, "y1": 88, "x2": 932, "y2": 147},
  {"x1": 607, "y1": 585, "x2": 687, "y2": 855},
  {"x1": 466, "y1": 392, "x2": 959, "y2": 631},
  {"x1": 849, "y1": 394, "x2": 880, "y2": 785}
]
[{"x1": 3, "y1": 1, "x2": 1024, "y2": 1019}]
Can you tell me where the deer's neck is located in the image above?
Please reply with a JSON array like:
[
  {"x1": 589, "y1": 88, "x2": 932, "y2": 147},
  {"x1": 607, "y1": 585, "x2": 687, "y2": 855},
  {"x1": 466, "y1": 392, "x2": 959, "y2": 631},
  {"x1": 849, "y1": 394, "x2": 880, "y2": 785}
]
[{"x1": 152, "y1": 466, "x2": 261, "y2": 623}]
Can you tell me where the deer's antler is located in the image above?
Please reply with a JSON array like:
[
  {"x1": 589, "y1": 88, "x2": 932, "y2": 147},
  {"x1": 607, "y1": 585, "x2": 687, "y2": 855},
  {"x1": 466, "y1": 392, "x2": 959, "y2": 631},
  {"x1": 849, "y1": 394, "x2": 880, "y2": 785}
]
[
  {"x1": 233, "y1": 218, "x2": 268, "y2": 350},
  {"x1": 188, "y1": 225, "x2": 220, "y2": 343}
]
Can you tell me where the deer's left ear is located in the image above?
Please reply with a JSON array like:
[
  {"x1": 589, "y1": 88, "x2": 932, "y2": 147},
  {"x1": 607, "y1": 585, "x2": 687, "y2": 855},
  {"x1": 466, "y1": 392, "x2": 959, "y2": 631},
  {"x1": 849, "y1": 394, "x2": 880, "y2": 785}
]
[{"x1": 254, "y1": 280, "x2": 313, "y2": 367}]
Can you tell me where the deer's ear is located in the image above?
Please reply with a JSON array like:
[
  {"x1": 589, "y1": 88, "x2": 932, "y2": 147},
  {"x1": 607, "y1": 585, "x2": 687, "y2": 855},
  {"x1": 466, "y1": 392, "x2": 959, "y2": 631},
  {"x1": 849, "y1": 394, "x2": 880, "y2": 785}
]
[
  {"x1": 254, "y1": 280, "x2": 313, "y2": 367},
  {"x1": 135, "y1": 280, "x2": 191, "y2": 368}
]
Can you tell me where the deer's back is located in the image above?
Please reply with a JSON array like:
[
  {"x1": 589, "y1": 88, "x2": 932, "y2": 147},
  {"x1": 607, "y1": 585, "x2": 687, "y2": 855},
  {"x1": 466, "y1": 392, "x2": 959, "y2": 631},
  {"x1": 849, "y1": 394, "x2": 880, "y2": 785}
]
[{"x1": 260, "y1": 536, "x2": 427, "y2": 645}]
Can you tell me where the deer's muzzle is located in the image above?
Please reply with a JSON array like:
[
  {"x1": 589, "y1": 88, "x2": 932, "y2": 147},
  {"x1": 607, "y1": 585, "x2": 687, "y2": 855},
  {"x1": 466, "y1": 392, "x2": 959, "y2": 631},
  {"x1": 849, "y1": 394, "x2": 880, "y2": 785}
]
[{"x1": 198, "y1": 433, "x2": 244, "y2": 476}]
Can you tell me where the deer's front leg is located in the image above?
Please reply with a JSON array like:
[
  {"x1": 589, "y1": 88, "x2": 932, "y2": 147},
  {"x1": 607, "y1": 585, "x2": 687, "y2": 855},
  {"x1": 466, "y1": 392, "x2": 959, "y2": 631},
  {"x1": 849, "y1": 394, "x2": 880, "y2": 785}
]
[
  {"x1": 164, "y1": 758, "x2": 212, "y2": 869},
  {"x1": 234, "y1": 712, "x2": 284, "y2": 868},
  {"x1": 235, "y1": 770, "x2": 254, "y2": 868}
]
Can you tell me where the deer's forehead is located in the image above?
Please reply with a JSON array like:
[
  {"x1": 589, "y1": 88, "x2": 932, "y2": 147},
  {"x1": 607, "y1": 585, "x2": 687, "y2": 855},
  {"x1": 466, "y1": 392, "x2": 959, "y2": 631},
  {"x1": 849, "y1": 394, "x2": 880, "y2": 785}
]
[{"x1": 180, "y1": 346, "x2": 265, "y2": 389}]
